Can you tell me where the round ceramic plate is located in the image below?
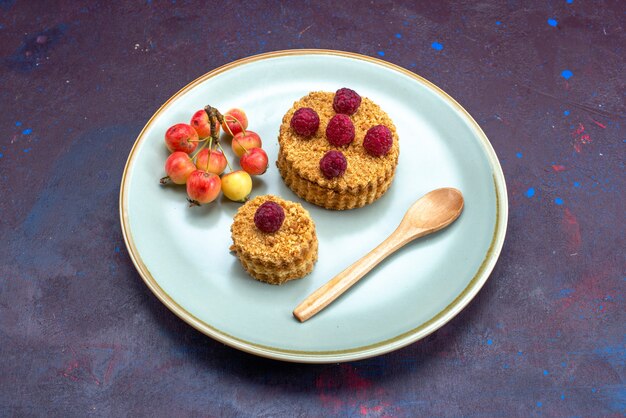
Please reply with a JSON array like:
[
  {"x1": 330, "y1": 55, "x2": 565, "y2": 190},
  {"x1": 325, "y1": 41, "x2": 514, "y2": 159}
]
[{"x1": 120, "y1": 50, "x2": 507, "y2": 363}]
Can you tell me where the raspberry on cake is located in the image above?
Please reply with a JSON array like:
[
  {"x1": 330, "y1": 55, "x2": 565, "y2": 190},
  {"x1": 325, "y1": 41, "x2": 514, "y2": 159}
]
[
  {"x1": 230, "y1": 195, "x2": 318, "y2": 285},
  {"x1": 290, "y1": 107, "x2": 320, "y2": 137},
  {"x1": 319, "y1": 150, "x2": 347, "y2": 179},
  {"x1": 363, "y1": 125, "x2": 393, "y2": 157},
  {"x1": 333, "y1": 87, "x2": 361, "y2": 115},
  {"x1": 254, "y1": 201, "x2": 285, "y2": 233},
  {"x1": 277, "y1": 89, "x2": 400, "y2": 210},
  {"x1": 325, "y1": 114, "x2": 355, "y2": 147}
]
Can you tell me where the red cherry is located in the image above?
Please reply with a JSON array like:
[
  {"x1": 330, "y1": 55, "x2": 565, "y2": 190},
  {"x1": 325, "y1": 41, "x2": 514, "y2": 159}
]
[
  {"x1": 186, "y1": 170, "x2": 221, "y2": 206},
  {"x1": 160, "y1": 151, "x2": 196, "y2": 185},
  {"x1": 231, "y1": 131, "x2": 262, "y2": 157},
  {"x1": 240, "y1": 148, "x2": 268, "y2": 176},
  {"x1": 221, "y1": 108, "x2": 248, "y2": 136},
  {"x1": 195, "y1": 148, "x2": 227, "y2": 175},
  {"x1": 190, "y1": 109, "x2": 221, "y2": 139},
  {"x1": 165, "y1": 123, "x2": 198, "y2": 154}
]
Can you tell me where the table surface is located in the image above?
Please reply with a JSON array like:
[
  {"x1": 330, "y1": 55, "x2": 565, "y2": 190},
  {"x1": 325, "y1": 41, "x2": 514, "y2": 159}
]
[{"x1": 1, "y1": 1, "x2": 624, "y2": 416}]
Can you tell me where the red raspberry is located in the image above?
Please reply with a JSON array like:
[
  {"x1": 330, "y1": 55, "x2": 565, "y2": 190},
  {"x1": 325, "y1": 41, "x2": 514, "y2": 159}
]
[
  {"x1": 333, "y1": 88, "x2": 361, "y2": 115},
  {"x1": 325, "y1": 114, "x2": 355, "y2": 147},
  {"x1": 363, "y1": 125, "x2": 393, "y2": 157},
  {"x1": 254, "y1": 201, "x2": 285, "y2": 233},
  {"x1": 290, "y1": 107, "x2": 319, "y2": 137},
  {"x1": 319, "y1": 150, "x2": 347, "y2": 179}
]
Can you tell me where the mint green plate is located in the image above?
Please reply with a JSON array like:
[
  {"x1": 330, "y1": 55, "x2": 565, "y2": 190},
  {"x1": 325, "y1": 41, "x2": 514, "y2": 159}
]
[{"x1": 120, "y1": 50, "x2": 507, "y2": 363}]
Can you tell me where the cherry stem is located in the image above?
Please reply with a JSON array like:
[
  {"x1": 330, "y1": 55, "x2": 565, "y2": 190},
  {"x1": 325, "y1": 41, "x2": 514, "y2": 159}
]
[
  {"x1": 203, "y1": 137, "x2": 214, "y2": 171},
  {"x1": 233, "y1": 136, "x2": 250, "y2": 155},
  {"x1": 217, "y1": 142, "x2": 234, "y2": 172},
  {"x1": 191, "y1": 136, "x2": 211, "y2": 162},
  {"x1": 204, "y1": 105, "x2": 224, "y2": 143},
  {"x1": 159, "y1": 175, "x2": 171, "y2": 185},
  {"x1": 224, "y1": 114, "x2": 246, "y2": 136}
]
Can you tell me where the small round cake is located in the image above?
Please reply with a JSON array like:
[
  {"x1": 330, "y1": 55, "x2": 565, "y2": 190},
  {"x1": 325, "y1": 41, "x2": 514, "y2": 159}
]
[
  {"x1": 230, "y1": 195, "x2": 318, "y2": 285},
  {"x1": 277, "y1": 90, "x2": 399, "y2": 210}
]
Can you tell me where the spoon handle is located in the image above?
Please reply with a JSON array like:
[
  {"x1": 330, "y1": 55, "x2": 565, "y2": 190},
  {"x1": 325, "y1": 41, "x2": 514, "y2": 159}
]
[{"x1": 293, "y1": 226, "x2": 419, "y2": 322}]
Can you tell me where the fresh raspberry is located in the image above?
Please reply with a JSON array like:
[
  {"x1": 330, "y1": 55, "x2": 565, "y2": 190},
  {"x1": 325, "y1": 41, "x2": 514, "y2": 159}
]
[
  {"x1": 333, "y1": 88, "x2": 361, "y2": 115},
  {"x1": 363, "y1": 125, "x2": 393, "y2": 157},
  {"x1": 319, "y1": 150, "x2": 347, "y2": 179},
  {"x1": 290, "y1": 107, "x2": 320, "y2": 137},
  {"x1": 325, "y1": 114, "x2": 355, "y2": 147},
  {"x1": 254, "y1": 201, "x2": 285, "y2": 233}
]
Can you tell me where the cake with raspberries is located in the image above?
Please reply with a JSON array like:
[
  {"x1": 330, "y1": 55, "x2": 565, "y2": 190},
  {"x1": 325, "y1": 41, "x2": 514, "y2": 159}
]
[
  {"x1": 277, "y1": 88, "x2": 399, "y2": 210},
  {"x1": 230, "y1": 195, "x2": 318, "y2": 285}
]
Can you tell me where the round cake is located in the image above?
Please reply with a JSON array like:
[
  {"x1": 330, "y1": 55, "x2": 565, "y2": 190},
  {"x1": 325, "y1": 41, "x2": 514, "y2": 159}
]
[
  {"x1": 230, "y1": 195, "x2": 318, "y2": 285},
  {"x1": 277, "y1": 90, "x2": 400, "y2": 210}
]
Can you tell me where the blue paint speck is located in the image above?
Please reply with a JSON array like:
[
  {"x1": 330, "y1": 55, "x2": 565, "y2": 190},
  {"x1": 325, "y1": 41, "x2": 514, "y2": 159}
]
[
  {"x1": 560, "y1": 288, "x2": 574, "y2": 296},
  {"x1": 543, "y1": 370, "x2": 549, "y2": 376},
  {"x1": 566, "y1": 0, "x2": 573, "y2": 3},
  {"x1": 516, "y1": 152, "x2": 523, "y2": 158},
  {"x1": 563, "y1": 110, "x2": 570, "y2": 116},
  {"x1": 496, "y1": 21, "x2": 501, "y2": 25},
  {"x1": 0, "y1": 153, "x2": 3, "y2": 158},
  {"x1": 15, "y1": 121, "x2": 22, "y2": 127},
  {"x1": 555, "y1": 197, "x2": 564, "y2": 205},
  {"x1": 548, "y1": 18, "x2": 558, "y2": 27},
  {"x1": 487, "y1": 339, "x2": 493, "y2": 345},
  {"x1": 377, "y1": 51, "x2": 385, "y2": 57},
  {"x1": 561, "y1": 393, "x2": 565, "y2": 400},
  {"x1": 561, "y1": 362, "x2": 567, "y2": 367},
  {"x1": 22, "y1": 128, "x2": 32, "y2": 135},
  {"x1": 574, "y1": 181, "x2": 580, "y2": 187},
  {"x1": 591, "y1": 388, "x2": 596, "y2": 393},
  {"x1": 431, "y1": 42, "x2": 444, "y2": 51},
  {"x1": 23, "y1": 148, "x2": 31, "y2": 153},
  {"x1": 518, "y1": 351, "x2": 523, "y2": 356},
  {"x1": 395, "y1": 33, "x2": 402, "y2": 39},
  {"x1": 503, "y1": 364, "x2": 509, "y2": 369},
  {"x1": 537, "y1": 401, "x2": 542, "y2": 407},
  {"x1": 561, "y1": 70, "x2": 573, "y2": 80},
  {"x1": 115, "y1": 246, "x2": 120, "y2": 253},
  {"x1": 525, "y1": 187, "x2": 535, "y2": 198}
]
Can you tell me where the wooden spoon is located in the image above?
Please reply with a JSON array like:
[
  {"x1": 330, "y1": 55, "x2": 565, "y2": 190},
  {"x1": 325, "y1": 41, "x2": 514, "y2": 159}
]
[{"x1": 293, "y1": 188, "x2": 464, "y2": 322}]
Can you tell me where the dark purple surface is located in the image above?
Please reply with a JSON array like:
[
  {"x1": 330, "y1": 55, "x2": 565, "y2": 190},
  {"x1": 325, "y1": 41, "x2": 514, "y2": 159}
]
[{"x1": 1, "y1": 1, "x2": 624, "y2": 416}]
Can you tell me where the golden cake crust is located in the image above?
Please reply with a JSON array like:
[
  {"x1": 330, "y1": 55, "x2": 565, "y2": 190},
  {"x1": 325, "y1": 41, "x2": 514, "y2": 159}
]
[
  {"x1": 230, "y1": 195, "x2": 317, "y2": 284},
  {"x1": 278, "y1": 91, "x2": 399, "y2": 194},
  {"x1": 277, "y1": 151, "x2": 396, "y2": 210}
]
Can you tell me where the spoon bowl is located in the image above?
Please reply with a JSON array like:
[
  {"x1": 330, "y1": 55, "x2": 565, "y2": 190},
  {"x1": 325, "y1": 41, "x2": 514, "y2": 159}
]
[{"x1": 400, "y1": 188, "x2": 464, "y2": 233}]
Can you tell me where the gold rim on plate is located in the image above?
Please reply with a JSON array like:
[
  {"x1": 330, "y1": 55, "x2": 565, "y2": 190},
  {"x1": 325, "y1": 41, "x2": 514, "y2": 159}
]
[{"x1": 119, "y1": 49, "x2": 508, "y2": 363}]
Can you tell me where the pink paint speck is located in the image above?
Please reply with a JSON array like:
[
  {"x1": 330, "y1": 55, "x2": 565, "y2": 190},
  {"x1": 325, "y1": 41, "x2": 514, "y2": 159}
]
[
  {"x1": 563, "y1": 208, "x2": 581, "y2": 252},
  {"x1": 60, "y1": 360, "x2": 81, "y2": 382},
  {"x1": 359, "y1": 403, "x2": 389, "y2": 416},
  {"x1": 571, "y1": 123, "x2": 592, "y2": 153},
  {"x1": 552, "y1": 165, "x2": 566, "y2": 172},
  {"x1": 315, "y1": 365, "x2": 398, "y2": 415},
  {"x1": 591, "y1": 119, "x2": 606, "y2": 129}
]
